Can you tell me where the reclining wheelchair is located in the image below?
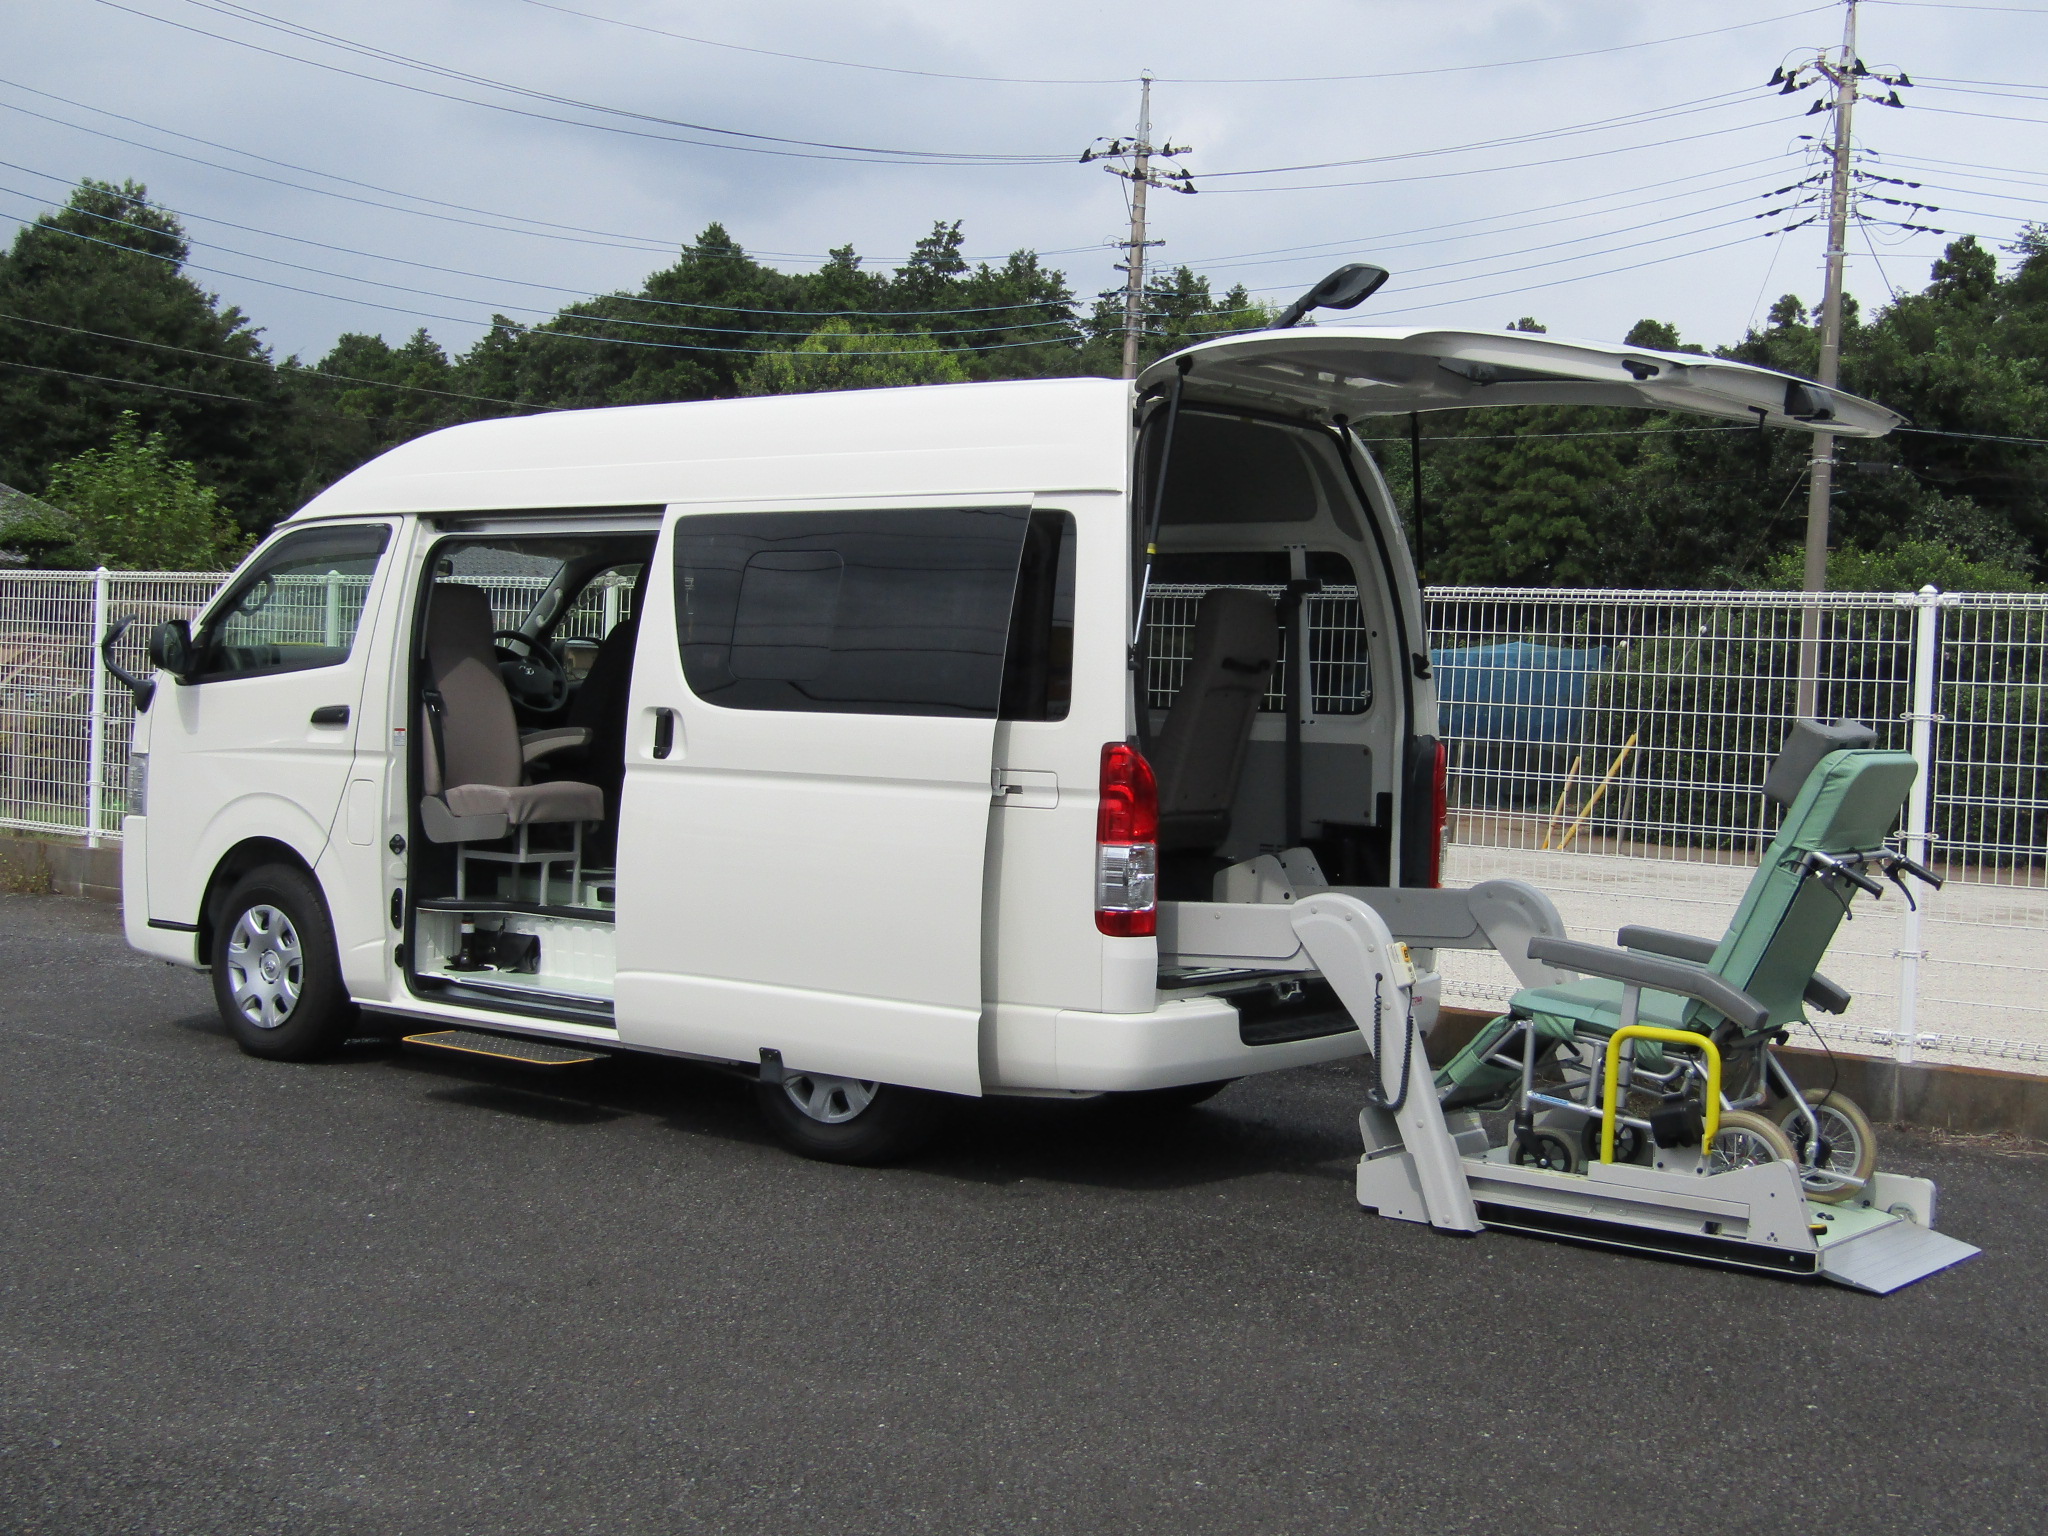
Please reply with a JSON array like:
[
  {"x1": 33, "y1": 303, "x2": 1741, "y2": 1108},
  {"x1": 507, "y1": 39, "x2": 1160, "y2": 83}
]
[{"x1": 1435, "y1": 719, "x2": 1941, "y2": 1200}]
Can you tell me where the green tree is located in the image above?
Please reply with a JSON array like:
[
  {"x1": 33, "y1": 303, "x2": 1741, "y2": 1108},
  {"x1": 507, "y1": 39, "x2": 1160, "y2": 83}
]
[
  {"x1": 740, "y1": 318, "x2": 968, "y2": 395},
  {"x1": 39, "y1": 411, "x2": 248, "y2": 569},
  {"x1": 1761, "y1": 536, "x2": 2037, "y2": 593},
  {"x1": 0, "y1": 179, "x2": 293, "y2": 527}
]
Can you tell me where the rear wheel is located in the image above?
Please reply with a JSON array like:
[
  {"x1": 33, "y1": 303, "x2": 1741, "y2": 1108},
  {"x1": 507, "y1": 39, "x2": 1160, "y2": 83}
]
[
  {"x1": 1778, "y1": 1090, "x2": 1878, "y2": 1204},
  {"x1": 753, "y1": 1071, "x2": 946, "y2": 1165},
  {"x1": 211, "y1": 864, "x2": 358, "y2": 1061},
  {"x1": 1707, "y1": 1110, "x2": 1797, "y2": 1174}
]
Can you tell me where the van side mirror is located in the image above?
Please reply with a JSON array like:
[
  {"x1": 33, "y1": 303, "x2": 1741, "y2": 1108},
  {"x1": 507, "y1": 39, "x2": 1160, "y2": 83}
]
[
  {"x1": 148, "y1": 618, "x2": 195, "y2": 678},
  {"x1": 99, "y1": 615, "x2": 157, "y2": 711}
]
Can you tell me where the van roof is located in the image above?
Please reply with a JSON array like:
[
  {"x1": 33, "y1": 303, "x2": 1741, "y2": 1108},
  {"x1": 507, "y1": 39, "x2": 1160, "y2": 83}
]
[
  {"x1": 289, "y1": 376, "x2": 1132, "y2": 520},
  {"x1": 1140, "y1": 325, "x2": 1902, "y2": 437}
]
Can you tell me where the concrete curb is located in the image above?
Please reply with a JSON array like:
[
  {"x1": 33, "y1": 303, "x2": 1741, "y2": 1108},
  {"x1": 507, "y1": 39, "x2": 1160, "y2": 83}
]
[
  {"x1": 1430, "y1": 1005, "x2": 2048, "y2": 1146},
  {"x1": 0, "y1": 832, "x2": 122, "y2": 904}
]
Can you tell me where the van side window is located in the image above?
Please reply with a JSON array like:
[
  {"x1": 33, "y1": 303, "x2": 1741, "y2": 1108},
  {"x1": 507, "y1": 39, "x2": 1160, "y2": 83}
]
[
  {"x1": 998, "y1": 511, "x2": 1074, "y2": 722},
  {"x1": 195, "y1": 523, "x2": 392, "y2": 682},
  {"x1": 673, "y1": 507, "x2": 1032, "y2": 717}
]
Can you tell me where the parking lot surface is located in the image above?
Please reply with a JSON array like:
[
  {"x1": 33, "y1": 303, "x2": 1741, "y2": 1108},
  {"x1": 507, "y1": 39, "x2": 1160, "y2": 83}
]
[{"x1": 2, "y1": 892, "x2": 2044, "y2": 1535}]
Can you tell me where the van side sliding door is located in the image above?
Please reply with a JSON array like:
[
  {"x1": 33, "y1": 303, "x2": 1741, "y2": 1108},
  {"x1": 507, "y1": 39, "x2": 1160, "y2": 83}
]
[{"x1": 613, "y1": 504, "x2": 1035, "y2": 1096}]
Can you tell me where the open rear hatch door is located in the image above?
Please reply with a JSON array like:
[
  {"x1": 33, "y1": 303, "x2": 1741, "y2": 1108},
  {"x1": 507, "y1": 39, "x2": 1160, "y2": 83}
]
[{"x1": 1138, "y1": 326, "x2": 1902, "y2": 437}]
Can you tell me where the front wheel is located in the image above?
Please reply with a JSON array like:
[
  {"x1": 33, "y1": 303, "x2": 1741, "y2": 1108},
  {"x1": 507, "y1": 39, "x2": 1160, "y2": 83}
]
[
  {"x1": 753, "y1": 1071, "x2": 946, "y2": 1165},
  {"x1": 211, "y1": 864, "x2": 358, "y2": 1061}
]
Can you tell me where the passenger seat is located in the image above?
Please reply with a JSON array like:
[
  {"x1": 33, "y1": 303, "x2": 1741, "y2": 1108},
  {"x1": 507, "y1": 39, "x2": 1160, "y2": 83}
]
[
  {"x1": 418, "y1": 584, "x2": 605, "y2": 844},
  {"x1": 1151, "y1": 588, "x2": 1279, "y2": 854}
]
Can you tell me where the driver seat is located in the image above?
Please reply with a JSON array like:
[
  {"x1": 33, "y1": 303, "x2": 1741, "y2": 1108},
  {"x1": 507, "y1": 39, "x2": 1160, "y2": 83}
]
[{"x1": 418, "y1": 584, "x2": 604, "y2": 846}]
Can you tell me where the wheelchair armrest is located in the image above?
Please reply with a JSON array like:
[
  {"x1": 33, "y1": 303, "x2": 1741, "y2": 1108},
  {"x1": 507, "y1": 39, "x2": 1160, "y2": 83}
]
[
  {"x1": 1804, "y1": 971, "x2": 1852, "y2": 1015},
  {"x1": 1617, "y1": 925, "x2": 1717, "y2": 965},
  {"x1": 520, "y1": 727, "x2": 591, "y2": 764},
  {"x1": 1525, "y1": 936, "x2": 1771, "y2": 1035}
]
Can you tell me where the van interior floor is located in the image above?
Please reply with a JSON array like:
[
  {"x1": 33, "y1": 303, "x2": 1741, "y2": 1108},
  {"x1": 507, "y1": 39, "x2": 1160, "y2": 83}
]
[{"x1": 413, "y1": 884, "x2": 619, "y2": 1005}]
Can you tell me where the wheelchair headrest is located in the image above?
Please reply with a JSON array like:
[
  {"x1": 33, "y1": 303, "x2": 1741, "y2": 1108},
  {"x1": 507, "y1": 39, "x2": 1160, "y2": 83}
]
[{"x1": 1763, "y1": 717, "x2": 1879, "y2": 809}]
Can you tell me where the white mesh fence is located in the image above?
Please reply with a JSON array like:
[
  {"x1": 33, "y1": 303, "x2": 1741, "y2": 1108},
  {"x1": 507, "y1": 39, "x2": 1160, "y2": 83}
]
[
  {"x1": 4, "y1": 571, "x2": 2042, "y2": 1069},
  {"x1": 0, "y1": 568, "x2": 631, "y2": 846}
]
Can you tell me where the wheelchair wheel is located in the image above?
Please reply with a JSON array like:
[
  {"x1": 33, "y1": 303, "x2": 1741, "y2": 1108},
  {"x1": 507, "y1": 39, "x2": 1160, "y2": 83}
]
[
  {"x1": 1510, "y1": 1127, "x2": 1581, "y2": 1175},
  {"x1": 1778, "y1": 1090, "x2": 1878, "y2": 1204},
  {"x1": 1708, "y1": 1110, "x2": 1796, "y2": 1174},
  {"x1": 1580, "y1": 1117, "x2": 1648, "y2": 1165}
]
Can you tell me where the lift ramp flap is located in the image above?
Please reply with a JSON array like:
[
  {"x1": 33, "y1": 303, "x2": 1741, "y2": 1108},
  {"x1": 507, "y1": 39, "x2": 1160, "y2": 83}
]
[{"x1": 1818, "y1": 1217, "x2": 1980, "y2": 1294}]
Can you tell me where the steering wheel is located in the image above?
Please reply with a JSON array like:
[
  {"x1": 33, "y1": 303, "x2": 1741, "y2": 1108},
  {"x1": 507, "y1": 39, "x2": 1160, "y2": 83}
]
[
  {"x1": 236, "y1": 574, "x2": 276, "y2": 615},
  {"x1": 492, "y1": 629, "x2": 570, "y2": 712}
]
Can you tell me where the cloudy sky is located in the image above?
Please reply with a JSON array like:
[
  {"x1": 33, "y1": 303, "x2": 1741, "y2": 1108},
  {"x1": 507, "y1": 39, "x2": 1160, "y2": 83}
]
[{"x1": 3, "y1": 0, "x2": 2041, "y2": 362}]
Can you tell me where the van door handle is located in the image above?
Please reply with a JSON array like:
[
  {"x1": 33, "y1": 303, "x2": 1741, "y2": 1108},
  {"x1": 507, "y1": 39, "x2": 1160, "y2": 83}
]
[
  {"x1": 310, "y1": 705, "x2": 350, "y2": 726},
  {"x1": 651, "y1": 708, "x2": 675, "y2": 759}
]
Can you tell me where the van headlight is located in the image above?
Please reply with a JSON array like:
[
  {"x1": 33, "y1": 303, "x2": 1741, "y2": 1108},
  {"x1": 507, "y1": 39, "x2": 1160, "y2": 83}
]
[{"x1": 128, "y1": 750, "x2": 147, "y2": 816}]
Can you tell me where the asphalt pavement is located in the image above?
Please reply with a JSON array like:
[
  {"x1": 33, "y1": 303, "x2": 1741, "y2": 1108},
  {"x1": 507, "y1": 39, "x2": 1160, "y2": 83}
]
[{"x1": 2, "y1": 892, "x2": 2043, "y2": 1535}]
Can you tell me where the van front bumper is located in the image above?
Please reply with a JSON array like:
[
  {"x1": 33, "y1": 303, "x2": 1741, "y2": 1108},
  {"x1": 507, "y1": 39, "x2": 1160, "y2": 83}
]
[{"x1": 120, "y1": 817, "x2": 204, "y2": 967}]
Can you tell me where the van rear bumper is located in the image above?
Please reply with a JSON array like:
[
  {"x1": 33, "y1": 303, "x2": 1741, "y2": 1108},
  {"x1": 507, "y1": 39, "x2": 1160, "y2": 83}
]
[{"x1": 994, "y1": 994, "x2": 1365, "y2": 1093}]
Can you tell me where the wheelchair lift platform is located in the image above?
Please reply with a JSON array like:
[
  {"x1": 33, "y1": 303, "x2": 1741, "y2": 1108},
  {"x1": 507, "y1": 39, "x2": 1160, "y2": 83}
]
[
  {"x1": 1160, "y1": 882, "x2": 1980, "y2": 1295},
  {"x1": 1358, "y1": 1121, "x2": 1981, "y2": 1294}
]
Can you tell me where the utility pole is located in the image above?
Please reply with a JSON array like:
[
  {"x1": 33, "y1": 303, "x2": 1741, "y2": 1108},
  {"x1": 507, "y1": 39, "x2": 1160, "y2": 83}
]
[
  {"x1": 1797, "y1": 0, "x2": 1861, "y2": 718},
  {"x1": 1081, "y1": 74, "x2": 1193, "y2": 380}
]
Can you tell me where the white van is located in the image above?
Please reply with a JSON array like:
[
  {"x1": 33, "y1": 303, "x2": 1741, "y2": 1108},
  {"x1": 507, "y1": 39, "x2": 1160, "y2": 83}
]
[{"x1": 114, "y1": 326, "x2": 1898, "y2": 1161}]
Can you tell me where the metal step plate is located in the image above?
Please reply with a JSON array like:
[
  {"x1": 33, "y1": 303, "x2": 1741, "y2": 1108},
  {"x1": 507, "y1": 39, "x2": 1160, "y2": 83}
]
[
  {"x1": 403, "y1": 1029, "x2": 608, "y2": 1066},
  {"x1": 1820, "y1": 1220, "x2": 1981, "y2": 1294}
]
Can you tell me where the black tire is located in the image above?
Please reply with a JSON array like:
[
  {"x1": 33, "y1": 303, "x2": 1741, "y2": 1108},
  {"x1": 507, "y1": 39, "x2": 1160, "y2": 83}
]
[
  {"x1": 1116, "y1": 1079, "x2": 1237, "y2": 1112},
  {"x1": 753, "y1": 1072, "x2": 946, "y2": 1165},
  {"x1": 210, "y1": 864, "x2": 359, "y2": 1061},
  {"x1": 1510, "y1": 1126, "x2": 1581, "y2": 1175},
  {"x1": 1580, "y1": 1116, "x2": 1649, "y2": 1165}
]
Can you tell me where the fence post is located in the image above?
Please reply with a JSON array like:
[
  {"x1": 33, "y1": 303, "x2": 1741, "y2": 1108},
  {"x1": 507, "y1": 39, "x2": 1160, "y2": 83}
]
[
  {"x1": 85, "y1": 565, "x2": 110, "y2": 849},
  {"x1": 1894, "y1": 584, "x2": 1943, "y2": 1064},
  {"x1": 323, "y1": 568, "x2": 342, "y2": 649}
]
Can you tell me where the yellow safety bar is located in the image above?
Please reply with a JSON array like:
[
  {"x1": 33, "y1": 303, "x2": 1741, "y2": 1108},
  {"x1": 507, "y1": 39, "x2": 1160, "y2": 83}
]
[{"x1": 1600, "y1": 1026, "x2": 1722, "y2": 1164}]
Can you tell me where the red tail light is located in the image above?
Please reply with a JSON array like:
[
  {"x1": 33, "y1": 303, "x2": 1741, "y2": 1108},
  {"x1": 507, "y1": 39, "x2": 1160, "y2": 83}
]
[
  {"x1": 1429, "y1": 739, "x2": 1449, "y2": 889},
  {"x1": 1096, "y1": 741, "x2": 1158, "y2": 936}
]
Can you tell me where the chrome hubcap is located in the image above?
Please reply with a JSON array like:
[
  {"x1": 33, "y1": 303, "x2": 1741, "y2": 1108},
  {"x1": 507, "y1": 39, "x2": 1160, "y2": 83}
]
[
  {"x1": 781, "y1": 1073, "x2": 878, "y2": 1124},
  {"x1": 226, "y1": 904, "x2": 303, "y2": 1029},
  {"x1": 1798, "y1": 1107, "x2": 1863, "y2": 1191}
]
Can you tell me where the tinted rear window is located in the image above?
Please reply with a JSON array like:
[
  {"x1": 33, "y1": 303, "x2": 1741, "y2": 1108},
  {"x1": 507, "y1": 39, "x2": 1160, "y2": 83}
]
[{"x1": 673, "y1": 507, "x2": 1033, "y2": 717}]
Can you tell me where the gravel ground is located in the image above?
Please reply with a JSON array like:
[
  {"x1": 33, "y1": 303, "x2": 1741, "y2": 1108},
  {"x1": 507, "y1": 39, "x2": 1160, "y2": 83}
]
[{"x1": 1, "y1": 893, "x2": 2042, "y2": 1535}]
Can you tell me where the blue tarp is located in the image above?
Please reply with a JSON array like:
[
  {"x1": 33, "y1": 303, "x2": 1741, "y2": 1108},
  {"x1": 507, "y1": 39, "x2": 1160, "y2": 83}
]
[{"x1": 1431, "y1": 641, "x2": 1609, "y2": 743}]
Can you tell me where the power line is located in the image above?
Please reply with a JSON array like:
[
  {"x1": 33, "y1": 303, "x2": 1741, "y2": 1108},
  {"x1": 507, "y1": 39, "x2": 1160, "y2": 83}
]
[
  {"x1": 1178, "y1": 158, "x2": 1795, "y2": 267},
  {"x1": 1201, "y1": 89, "x2": 1759, "y2": 178},
  {"x1": 0, "y1": 186, "x2": 1088, "y2": 339},
  {"x1": 0, "y1": 85, "x2": 1095, "y2": 269},
  {"x1": 94, "y1": 0, "x2": 1071, "y2": 166},
  {"x1": 0, "y1": 184, "x2": 1084, "y2": 338},
  {"x1": 1863, "y1": 1, "x2": 2048, "y2": 12},
  {"x1": 1196, "y1": 183, "x2": 1792, "y2": 288},
  {"x1": 3, "y1": 216, "x2": 1093, "y2": 358},
  {"x1": 0, "y1": 311, "x2": 559, "y2": 410},
  {"x1": 1203, "y1": 114, "x2": 1804, "y2": 195},
  {"x1": 1364, "y1": 229, "x2": 1771, "y2": 319},
  {"x1": 1, "y1": 356, "x2": 273, "y2": 405},
  {"x1": 512, "y1": 0, "x2": 1833, "y2": 87}
]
